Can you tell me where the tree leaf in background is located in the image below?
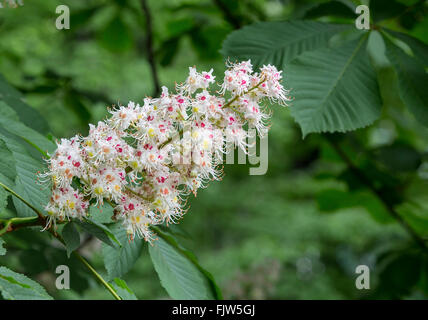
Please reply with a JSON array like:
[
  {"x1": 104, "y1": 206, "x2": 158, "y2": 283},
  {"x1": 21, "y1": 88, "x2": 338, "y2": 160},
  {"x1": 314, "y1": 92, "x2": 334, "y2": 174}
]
[
  {"x1": 62, "y1": 222, "x2": 81, "y2": 258},
  {"x1": 69, "y1": 5, "x2": 102, "y2": 29},
  {"x1": 63, "y1": 90, "x2": 92, "y2": 128},
  {"x1": 370, "y1": 0, "x2": 407, "y2": 23},
  {"x1": 303, "y1": 0, "x2": 356, "y2": 20},
  {"x1": 110, "y1": 278, "x2": 137, "y2": 300},
  {"x1": 0, "y1": 74, "x2": 50, "y2": 134},
  {"x1": 97, "y1": 13, "x2": 134, "y2": 53},
  {"x1": 0, "y1": 101, "x2": 56, "y2": 156},
  {"x1": 149, "y1": 228, "x2": 221, "y2": 300},
  {"x1": 0, "y1": 130, "x2": 49, "y2": 217},
  {"x1": 0, "y1": 266, "x2": 53, "y2": 300},
  {"x1": 317, "y1": 188, "x2": 393, "y2": 223},
  {"x1": 0, "y1": 238, "x2": 6, "y2": 256},
  {"x1": 372, "y1": 142, "x2": 422, "y2": 173},
  {"x1": 387, "y1": 30, "x2": 428, "y2": 67},
  {"x1": 367, "y1": 31, "x2": 407, "y2": 113},
  {"x1": 384, "y1": 36, "x2": 428, "y2": 127},
  {"x1": 190, "y1": 25, "x2": 231, "y2": 61},
  {"x1": 376, "y1": 250, "x2": 423, "y2": 298},
  {"x1": 102, "y1": 223, "x2": 143, "y2": 280},
  {"x1": 165, "y1": 17, "x2": 195, "y2": 38},
  {"x1": 396, "y1": 201, "x2": 428, "y2": 237},
  {"x1": 76, "y1": 218, "x2": 121, "y2": 248},
  {"x1": 158, "y1": 37, "x2": 181, "y2": 67},
  {"x1": 288, "y1": 35, "x2": 382, "y2": 136},
  {"x1": 221, "y1": 21, "x2": 347, "y2": 69}
]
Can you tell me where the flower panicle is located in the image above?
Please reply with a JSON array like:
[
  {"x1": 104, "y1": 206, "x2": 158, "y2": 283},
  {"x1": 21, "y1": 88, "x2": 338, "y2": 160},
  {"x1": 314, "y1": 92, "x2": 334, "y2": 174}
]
[{"x1": 39, "y1": 60, "x2": 290, "y2": 242}]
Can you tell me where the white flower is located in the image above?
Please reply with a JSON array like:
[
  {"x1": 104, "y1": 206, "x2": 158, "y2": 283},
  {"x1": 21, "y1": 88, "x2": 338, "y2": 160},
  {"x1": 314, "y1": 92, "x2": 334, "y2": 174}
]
[{"x1": 40, "y1": 60, "x2": 289, "y2": 241}]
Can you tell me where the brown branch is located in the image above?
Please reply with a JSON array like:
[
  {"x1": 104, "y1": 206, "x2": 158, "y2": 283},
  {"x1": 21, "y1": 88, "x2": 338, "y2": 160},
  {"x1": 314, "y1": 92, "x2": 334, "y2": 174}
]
[
  {"x1": 141, "y1": 0, "x2": 161, "y2": 97},
  {"x1": 0, "y1": 216, "x2": 46, "y2": 236}
]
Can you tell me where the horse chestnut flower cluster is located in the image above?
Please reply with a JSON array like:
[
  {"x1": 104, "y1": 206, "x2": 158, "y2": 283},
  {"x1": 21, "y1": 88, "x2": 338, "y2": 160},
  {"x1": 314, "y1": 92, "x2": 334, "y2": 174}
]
[{"x1": 40, "y1": 60, "x2": 290, "y2": 241}]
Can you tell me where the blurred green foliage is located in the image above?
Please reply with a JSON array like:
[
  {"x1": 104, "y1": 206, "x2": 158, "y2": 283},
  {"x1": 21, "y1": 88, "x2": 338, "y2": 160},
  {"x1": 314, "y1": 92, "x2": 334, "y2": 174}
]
[{"x1": 0, "y1": 0, "x2": 427, "y2": 300}]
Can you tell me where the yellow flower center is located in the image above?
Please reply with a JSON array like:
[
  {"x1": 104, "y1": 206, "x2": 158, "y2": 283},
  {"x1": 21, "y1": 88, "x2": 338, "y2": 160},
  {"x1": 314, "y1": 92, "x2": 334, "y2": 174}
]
[
  {"x1": 94, "y1": 186, "x2": 104, "y2": 195},
  {"x1": 67, "y1": 200, "x2": 75, "y2": 209}
]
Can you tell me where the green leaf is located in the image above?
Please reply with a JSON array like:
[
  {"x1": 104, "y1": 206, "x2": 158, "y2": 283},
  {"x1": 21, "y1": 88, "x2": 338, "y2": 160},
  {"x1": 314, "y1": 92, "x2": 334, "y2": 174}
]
[
  {"x1": 70, "y1": 5, "x2": 102, "y2": 29},
  {"x1": 377, "y1": 250, "x2": 423, "y2": 298},
  {"x1": 384, "y1": 36, "x2": 428, "y2": 127},
  {"x1": 76, "y1": 218, "x2": 121, "y2": 248},
  {"x1": 367, "y1": 31, "x2": 406, "y2": 112},
  {"x1": 387, "y1": 30, "x2": 428, "y2": 67},
  {"x1": 370, "y1": 0, "x2": 407, "y2": 23},
  {"x1": 166, "y1": 17, "x2": 195, "y2": 38},
  {"x1": 158, "y1": 37, "x2": 181, "y2": 67},
  {"x1": 317, "y1": 188, "x2": 393, "y2": 223},
  {"x1": 149, "y1": 229, "x2": 221, "y2": 300},
  {"x1": 0, "y1": 238, "x2": 6, "y2": 256},
  {"x1": 0, "y1": 137, "x2": 16, "y2": 188},
  {"x1": 62, "y1": 222, "x2": 81, "y2": 258},
  {"x1": 288, "y1": 35, "x2": 382, "y2": 136},
  {"x1": 221, "y1": 21, "x2": 348, "y2": 69},
  {"x1": 110, "y1": 278, "x2": 137, "y2": 300},
  {"x1": 372, "y1": 142, "x2": 422, "y2": 173},
  {"x1": 191, "y1": 25, "x2": 231, "y2": 61},
  {"x1": 0, "y1": 187, "x2": 7, "y2": 214},
  {"x1": 89, "y1": 202, "x2": 114, "y2": 224},
  {"x1": 102, "y1": 223, "x2": 143, "y2": 280},
  {"x1": 0, "y1": 266, "x2": 53, "y2": 300},
  {"x1": 97, "y1": 14, "x2": 134, "y2": 53},
  {"x1": 303, "y1": 0, "x2": 356, "y2": 20},
  {"x1": 397, "y1": 202, "x2": 428, "y2": 237},
  {"x1": 63, "y1": 90, "x2": 92, "y2": 127},
  {"x1": 0, "y1": 102, "x2": 56, "y2": 156},
  {"x1": 0, "y1": 130, "x2": 49, "y2": 217},
  {"x1": 0, "y1": 74, "x2": 50, "y2": 134}
]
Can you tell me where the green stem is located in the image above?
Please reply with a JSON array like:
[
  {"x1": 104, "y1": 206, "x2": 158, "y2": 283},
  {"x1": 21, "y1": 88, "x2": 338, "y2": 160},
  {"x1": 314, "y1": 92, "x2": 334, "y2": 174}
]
[
  {"x1": 0, "y1": 216, "x2": 43, "y2": 236},
  {"x1": 0, "y1": 181, "x2": 44, "y2": 219},
  {"x1": 73, "y1": 251, "x2": 122, "y2": 300},
  {"x1": 0, "y1": 182, "x2": 122, "y2": 300}
]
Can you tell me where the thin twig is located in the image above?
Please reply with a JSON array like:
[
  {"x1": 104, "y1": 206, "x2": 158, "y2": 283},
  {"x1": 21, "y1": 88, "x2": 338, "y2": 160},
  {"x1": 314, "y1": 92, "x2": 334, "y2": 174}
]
[
  {"x1": 0, "y1": 216, "x2": 44, "y2": 236},
  {"x1": 49, "y1": 230, "x2": 121, "y2": 301}
]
